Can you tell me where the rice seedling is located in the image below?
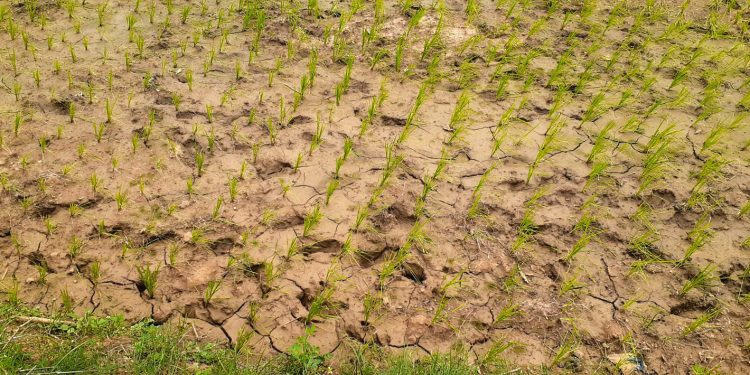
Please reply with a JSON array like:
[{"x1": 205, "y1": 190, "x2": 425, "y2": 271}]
[
  {"x1": 227, "y1": 176, "x2": 239, "y2": 202},
  {"x1": 186, "y1": 69, "x2": 193, "y2": 91},
  {"x1": 550, "y1": 334, "x2": 578, "y2": 368},
  {"x1": 89, "y1": 261, "x2": 101, "y2": 286},
  {"x1": 68, "y1": 101, "x2": 76, "y2": 123},
  {"x1": 449, "y1": 91, "x2": 472, "y2": 130},
  {"x1": 203, "y1": 280, "x2": 222, "y2": 306},
  {"x1": 701, "y1": 120, "x2": 731, "y2": 154},
  {"x1": 527, "y1": 116, "x2": 566, "y2": 183},
  {"x1": 511, "y1": 208, "x2": 540, "y2": 253},
  {"x1": 494, "y1": 301, "x2": 521, "y2": 326},
  {"x1": 212, "y1": 196, "x2": 224, "y2": 219},
  {"x1": 680, "y1": 264, "x2": 718, "y2": 297},
  {"x1": 688, "y1": 156, "x2": 728, "y2": 208},
  {"x1": 114, "y1": 189, "x2": 128, "y2": 211},
  {"x1": 638, "y1": 125, "x2": 678, "y2": 195},
  {"x1": 309, "y1": 113, "x2": 324, "y2": 156},
  {"x1": 581, "y1": 92, "x2": 608, "y2": 124},
  {"x1": 60, "y1": 288, "x2": 73, "y2": 312},
  {"x1": 738, "y1": 201, "x2": 750, "y2": 218},
  {"x1": 205, "y1": 104, "x2": 214, "y2": 123},
  {"x1": 266, "y1": 118, "x2": 278, "y2": 144},
  {"x1": 305, "y1": 286, "x2": 337, "y2": 326},
  {"x1": 559, "y1": 271, "x2": 586, "y2": 295},
  {"x1": 587, "y1": 121, "x2": 615, "y2": 163},
  {"x1": 68, "y1": 235, "x2": 84, "y2": 258},
  {"x1": 43, "y1": 216, "x2": 57, "y2": 236},
  {"x1": 303, "y1": 203, "x2": 322, "y2": 237},
  {"x1": 194, "y1": 150, "x2": 205, "y2": 176},
  {"x1": 325, "y1": 179, "x2": 339, "y2": 206},
  {"x1": 467, "y1": 164, "x2": 495, "y2": 219},
  {"x1": 136, "y1": 264, "x2": 160, "y2": 299},
  {"x1": 13, "y1": 113, "x2": 23, "y2": 137},
  {"x1": 90, "y1": 173, "x2": 102, "y2": 194},
  {"x1": 12, "y1": 81, "x2": 21, "y2": 101},
  {"x1": 431, "y1": 271, "x2": 464, "y2": 327},
  {"x1": 92, "y1": 122, "x2": 106, "y2": 143},
  {"x1": 4, "y1": 278, "x2": 19, "y2": 305},
  {"x1": 682, "y1": 307, "x2": 721, "y2": 336},
  {"x1": 680, "y1": 217, "x2": 712, "y2": 266}
]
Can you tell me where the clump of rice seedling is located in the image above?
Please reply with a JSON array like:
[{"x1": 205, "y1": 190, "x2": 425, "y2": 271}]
[
  {"x1": 587, "y1": 121, "x2": 615, "y2": 163},
  {"x1": 511, "y1": 187, "x2": 548, "y2": 252},
  {"x1": 359, "y1": 79, "x2": 388, "y2": 137},
  {"x1": 581, "y1": 92, "x2": 608, "y2": 124},
  {"x1": 303, "y1": 203, "x2": 322, "y2": 237},
  {"x1": 266, "y1": 118, "x2": 278, "y2": 144},
  {"x1": 228, "y1": 176, "x2": 239, "y2": 202},
  {"x1": 212, "y1": 196, "x2": 223, "y2": 219},
  {"x1": 167, "y1": 243, "x2": 180, "y2": 266},
  {"x1": 136, "y1": 264, "x2": 160, "y2": 299},
  {"x1": 89, "y1": 261, "x2": 101, "y2": 285},
  {"x1": 205, "y1": 104, "x2": 213, "y2": 123},
  {"x1": 114, "y1": 188, "x2": 128, "y2": 211},
  {"x1": 679, "y1": 264, "x2": 718, "y2": 297},
  {"x1": 90, "y1": 173, "x2": 102, "y2": 194},
  {"x1": 353, "y1": 205, "x2": 369, "y2": 232},
  {"x1": 68, "y1": 235, "x2": 84, "y2": 258},
  {"x1": 682, "y1": 307, "x2": 721, "y2": 336},
  {"x1": 701, "y1": 121, "x2": 729, "y2": 154},
  {"x1": 309, "y1": 113, "x2": 325, "y2": 156},
  {"x1": 479, "y1": 338, "x2": 519, "y2": 371},
  {"x1": 550, "y1": 333, "x2": 578, "y2": 368},
  {"x1": 584, "y1": 158, "x2": 612, "y2": 192},
  {"x1": 680, "y1": 213, "x2": 712, "y2": 265},
  {"x1": 449, "y1": 91, "x2": 472, "y2": 129},
  {"x1": 738, "y1": 201, "x2": 750, "y2": 218},
  {"x1": 194, "y1": 150, "x2": 205, "y2": 176},
  {"x1": 397, "y1": 83, "x2": 429, "y2": 145},
  {"x1": 203, "y1": 279, "x2": 222, "y2": 306},
  {"x1": 35, "y1": 264, "x2": 48, "y2": 285},
  {"x1": 467, "y1": 163, "x2": 495, "y2": 219},
  {"x1": 527, "y1": 116, "x2": 566, "y2": 183},
  {"x1": 415, "y1": 148, "x2": 449, "y2": 218},
  {"x1": 638, "y1": 124, "x2": 679, "y2": 195},
  {"x1": 362, "y1": 292, "x2": 382, "y2": 326},
  {"x1": 325, "y1": 179, "x2": 340, "y2": 206},
  {"x1": 688, "y1": 156, "x2": 728, "y2": 208},
  {"x1": 305, "y1": 283, "x2": 337, "y2": 325},
  {"x1": 494, "y1": 301, "x2": 521, "y2": 326},
  {"x1": 431, "y1": 271, "x2": 464, "y2": 327},
  {"x1": 565, "y1": 200, "x2": 603, "y2": 262},
  {"x1": 465, "y1": 0, "x2": 479, "y2": 22},
  {"x1": 5, "y1": 278, "x2": 19, "y2": 305},
  {"x1": 559, "y1": 272, "x2": 586, "y2": 295}
]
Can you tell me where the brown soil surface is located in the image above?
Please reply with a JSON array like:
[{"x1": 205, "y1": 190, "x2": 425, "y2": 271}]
[{"x1": 1, "y1": 0, "x2": 749, "y2": 373}]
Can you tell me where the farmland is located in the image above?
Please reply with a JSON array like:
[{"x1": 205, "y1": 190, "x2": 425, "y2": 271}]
[{"x1": 1, "y1": 0, "x2": 750, "y2": 373}]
